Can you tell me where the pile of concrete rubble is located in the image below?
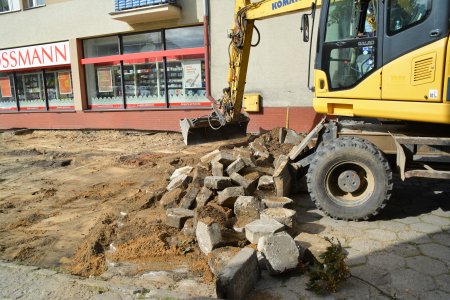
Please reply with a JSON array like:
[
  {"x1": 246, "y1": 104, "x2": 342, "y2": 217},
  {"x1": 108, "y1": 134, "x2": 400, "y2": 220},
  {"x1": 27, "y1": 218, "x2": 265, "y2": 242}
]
[{"x1": 159, "y1": 129, "x2": 319, "y2": 299}]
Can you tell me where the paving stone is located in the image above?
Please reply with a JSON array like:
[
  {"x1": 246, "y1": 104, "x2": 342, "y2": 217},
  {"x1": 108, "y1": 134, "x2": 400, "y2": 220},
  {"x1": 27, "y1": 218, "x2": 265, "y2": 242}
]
[
  {"x1": 260, "y1": 207, "x2": 296, "y2": 228},
  {"x1": 419, "y1": 290, "x2": 450, "y2": 300},
  {"x1": 367, "y1": 252, "x2": 405, "y2": 271},
  {"x1": 170, "y1": 166, "x2": 193, "y2": 180},
  {"x1": 318, "y1": 217, "x2": 348, "y2": 227},
  {"x1": 431, "y1": 232, "x2": 450, "y2": 246},
  {"x1": 181, "y1": 218, "x2": 195, "y2": 237},
  {"x1": 192, "y1": 165, "x2": 208, "y2": 187},
  {"x1": 200, "y1": 149, "x2": 220, "y2": 163},
  {"x1": 165, "y1": 208, "x2": 194, "y2": 229},
  {"x1": 377, "y1": 221, "x2": 408, "y2": 232},
  {"x1": 347, "y1": 221, "x2": 379, "y2": 230},
  {"x1": 273, "y1": 155, "x2": 292, "y2": 197},
  {"x1": 159, "y1": 188, "x2": 183, "y2": 209},
  {"x1": 207, "y1": 246, "x2": 241, "y2": 276},
  {"x1": 212, "y1": 150, "x2": 237, "y2": 167},
  {"x1": 435, "y1": 273, "x2": 450, "y2": 293},
  {"x1": 350, "y1": 265, "x2": 390, "y2": 287},
  {"x1": 261, "y1": 196, "x2": 293, "y2": 208},
  {"x1": 226, "y1": 158, "x2": 246, "y2": 176},
  {"x1": 365, "y1": 229, "x2": 397, "y2": 242},
  {"x1": 419, "y1": 243, "x2": 450, "y2": 262},
  {"x1": 166, "y1": 174, "x2": 191, "y2": 191},
  {"x1": 179, "y1": 186, "x2": 200, "y2": 209},
  {"x1": 196, "y1": 219, "x2": 222, "y2": 255},
  {"x1": 218, "y1": 186, "x2": 245, "y2": 208},
  {"x1": 395, "y1": 216, "x2": 422, "y2": 225},
  {"x1": 348, "y1": 239, "x2": 384, "y2": 254},
  {"x1": 249, "y1": 141, "x2": 270, "y2": 159},
  {"x1": 245, "y1": 219, "x2": 285, "y2": 244},
  {"x1": 294, "y1": 232, "x2": 331, "y2": 264},
  {"x1": 388, "y1": 243, "x2": 420, "y2": 258},
  {"x1": 397, "y1": 230, "x2": 432, "y2": 243},
  {"x1": 405, "y1": 256, "x2": 448, "y2": 276},
  {"x1": 345, "y1": 248, "x2": 367, "y2": 266},
  {"x1": 283, "y1": 128, "x2": 303, "y2": 145},
  {"x1": 257, "y1": 175, "x2": 274, "y2": 190},
  {"x1": 431, "y1": 208, "x2": 450, "y2": 218},
  {"x1": 230, "y1": 172, "x2": 259, "y2": 194},
  {"x1": 211, "y1": 162, "x2": 224, "y2": 177},
  {"x1": 420, "y1": 214, "x2": 450, "y2": 227},
  {"x1": 204, "y1": 176, "x2": 233, "y2": 190},
  {"x1": 390, "y1": 268, "x2": 436, "y2": 295},
  {"x1": 234, "y1": 196, "x2": 263, "y2": 219},
  {"x1": 258, "y1": 232, "x2": 299, "y2": 274},
  {"x1": 195, "y1": 186, "x2": 214, "y2": 208}
]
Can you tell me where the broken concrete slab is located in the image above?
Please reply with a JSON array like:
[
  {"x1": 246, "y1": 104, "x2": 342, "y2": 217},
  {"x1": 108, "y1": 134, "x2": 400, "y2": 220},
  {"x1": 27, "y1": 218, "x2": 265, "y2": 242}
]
[
  {"x1": 179, "y1": 186, "x2": 200, "y2": 209},
  {"x1": 249, "y1": 141, "x2": 270, "y2": 159},
  {"x1": 208, "y1": 246, "x2": 241, "y2": 276},
  {"x1": 170, "y1": 166, "x2": 193, "y2": 180},
  {"x1": 204, "y1": 176, "x2": 233, "y2": 190},
  {"x1": 283, "y1": 128, "x2": 303, "y2": 145},
  {"x1": 260, "y1": 207, "x2": 296, "y2": 228},
  {"x1": 226, "y1": 158, "x2": 246, "y2": 176},
  {"x1": 257, "y1": 175, "x2": 275, "y2": 190},
  {"x1": 216, "y1": 248, "x2": 260, "y2": 300},
  {"x1": 262, "y1": 196, "x2": 294, "y2": 208},
  {"x1": 234, "y1": 196, "x2": 264, "y2": 220},
  {"x1": 273, "y1": 155, "x2": 292, "y2": 197},
  {"x1": 211, "y1": 162, "x2": 224, "y2": 177},
  {"x1": 294, "y1": 232, "x2": 330, "y2": 264},
  {"x1": 196, "y1": 218, "x2": 222, "y2": 255},
  {"x1": 244, "y1": 218, "x2": 285, "y2": 244},
  {"x1": 200, "y1": 149, "x2": 220, "y2": 164},
  {"x1": 258, "y1": 232, "x2": 299, "y2": 274},
  {"x1": 218, "y1": 186, "x2": 245, "y2": 208},
  {"x1": 166, "y1": 174, "x2": 191, "y2": 192},
  {"x1": 165, "y1": 208, "x2": 195, "y2": 229},
  {"x1": 159, "y1": 188, "x2": 183, "y2": 209},
  {"x1": 230, "y1": 172, "x2": 259, "y2": 194},
  {"x1": 195, "y1": 186, "x2": 214, "y2": 208}
]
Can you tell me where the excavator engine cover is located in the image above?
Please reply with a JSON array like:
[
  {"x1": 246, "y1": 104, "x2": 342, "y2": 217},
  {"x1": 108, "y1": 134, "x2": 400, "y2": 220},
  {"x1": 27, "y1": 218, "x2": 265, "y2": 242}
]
[{"x1": 180, "y1": 114, "x2": 249, "y2": 145}]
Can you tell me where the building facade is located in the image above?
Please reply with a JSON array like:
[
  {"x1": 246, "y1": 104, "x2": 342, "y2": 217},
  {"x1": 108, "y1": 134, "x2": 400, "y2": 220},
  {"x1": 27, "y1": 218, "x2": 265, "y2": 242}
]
[{"x1": 0, "y1": 0, "x2": 319, "y2": 133}]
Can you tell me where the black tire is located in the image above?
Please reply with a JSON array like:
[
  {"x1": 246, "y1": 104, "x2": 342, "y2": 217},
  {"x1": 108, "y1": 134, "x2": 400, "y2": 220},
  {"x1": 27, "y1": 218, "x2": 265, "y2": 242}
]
[{"x1": 307, "y1": 137, "x2": 393, "y2": 221}]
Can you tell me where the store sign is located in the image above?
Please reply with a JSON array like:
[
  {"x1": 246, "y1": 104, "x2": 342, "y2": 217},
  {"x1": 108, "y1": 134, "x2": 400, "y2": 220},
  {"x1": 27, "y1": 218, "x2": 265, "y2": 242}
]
[
  {"x1": 58, "y1": 71, "x2": 72, "y2": 94},
  {"x1": 0, "y1": 77, "x2": 12, "y2": 97},
  {"x1": 0, "y1": 42, "x2": 70, "y2": 71}
]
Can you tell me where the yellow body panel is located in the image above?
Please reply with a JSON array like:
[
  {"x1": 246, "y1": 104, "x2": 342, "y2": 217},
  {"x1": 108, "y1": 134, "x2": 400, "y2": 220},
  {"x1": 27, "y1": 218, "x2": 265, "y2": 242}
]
[
  {"x1": 382, "y1": 38, "x2": 448, "y2": 102},
  {"x1": 314, "y1": 98, "x2": 450, "y2": 124},
  {"x1": 243, "y1": 93, "x2": 261, "y2": 112},
  {"x1": 245, "y1": 0, "x2": 322, "y2": 20},
  {"x1": 314, "y1": 69, "x2": 382, "y2": 99},
  {"x1": 443, "y1": 39, "x2": 450, "y2": 102}
]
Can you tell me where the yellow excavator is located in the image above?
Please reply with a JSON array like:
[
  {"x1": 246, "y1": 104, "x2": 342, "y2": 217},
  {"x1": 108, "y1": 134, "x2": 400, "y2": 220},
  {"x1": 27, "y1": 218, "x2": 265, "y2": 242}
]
[{"x1": 181, "y1": 0, "x2": 450, "y2": 220}]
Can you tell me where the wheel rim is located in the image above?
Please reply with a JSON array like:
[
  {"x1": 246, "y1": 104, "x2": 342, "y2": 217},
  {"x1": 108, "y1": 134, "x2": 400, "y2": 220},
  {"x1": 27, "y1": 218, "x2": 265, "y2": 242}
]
[{"x1": 325, "y1": 161, "x2": 375, "y2": 207}]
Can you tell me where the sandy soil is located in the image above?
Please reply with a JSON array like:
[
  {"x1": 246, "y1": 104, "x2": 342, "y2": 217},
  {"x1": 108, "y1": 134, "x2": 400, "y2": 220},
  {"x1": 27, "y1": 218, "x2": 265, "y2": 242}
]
[{"x1": 0, "y1": 129, "x2": 247, "y2": 282}]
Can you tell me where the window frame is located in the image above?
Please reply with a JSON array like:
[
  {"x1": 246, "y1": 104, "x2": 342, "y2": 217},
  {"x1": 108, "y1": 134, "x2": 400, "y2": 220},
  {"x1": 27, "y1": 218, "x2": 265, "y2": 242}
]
[
  {"x1": 82, "y1": 25, "x2": 209, "y2": 111},
  {"x1": 25, "y1": 0, "x2": 45, "y2": 9},
  {"x1": 0, "y1": 0, "x2": 20, "y2": 14}
]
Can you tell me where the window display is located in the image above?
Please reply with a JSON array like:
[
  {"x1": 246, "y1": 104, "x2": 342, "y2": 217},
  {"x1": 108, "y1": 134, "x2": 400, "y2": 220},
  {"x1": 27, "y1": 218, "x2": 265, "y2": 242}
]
[
  {"x1": 45, "y1": 69, "x2": 74, "y2": 110},
  {"x1": 85, "y1": 63, "x2": 123, "y2": 109},
  {"x1": 0, "y1": 73, "x2": 17, "y2": 111},
  {"x1": 16, "y1": 71, "x2": 46, "y2": 110}
]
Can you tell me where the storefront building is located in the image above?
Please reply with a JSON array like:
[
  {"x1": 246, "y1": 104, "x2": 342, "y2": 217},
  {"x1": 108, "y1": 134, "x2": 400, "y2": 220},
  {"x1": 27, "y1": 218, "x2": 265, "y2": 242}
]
[{"x1": 0, "y1": 0, "x2": 318, "y2": 133}]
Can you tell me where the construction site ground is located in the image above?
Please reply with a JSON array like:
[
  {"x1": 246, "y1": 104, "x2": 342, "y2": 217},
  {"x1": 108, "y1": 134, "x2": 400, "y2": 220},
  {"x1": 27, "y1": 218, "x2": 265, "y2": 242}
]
[{"x1": 0, "y1": 129, "x2": 449, "y2": 300}]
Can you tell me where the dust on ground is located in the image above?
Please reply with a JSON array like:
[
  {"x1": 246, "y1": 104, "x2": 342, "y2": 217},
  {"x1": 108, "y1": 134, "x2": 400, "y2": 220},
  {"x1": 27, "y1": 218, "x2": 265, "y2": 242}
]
[{"x1": 0, "y1": 130, "x2": 244, "y2": 280}]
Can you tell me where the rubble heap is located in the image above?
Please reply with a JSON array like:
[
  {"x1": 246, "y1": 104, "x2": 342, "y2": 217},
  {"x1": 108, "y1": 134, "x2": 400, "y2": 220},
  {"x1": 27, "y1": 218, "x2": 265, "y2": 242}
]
[{"x1": 160, "y1": 129, "x2": 309, "y2": 299}]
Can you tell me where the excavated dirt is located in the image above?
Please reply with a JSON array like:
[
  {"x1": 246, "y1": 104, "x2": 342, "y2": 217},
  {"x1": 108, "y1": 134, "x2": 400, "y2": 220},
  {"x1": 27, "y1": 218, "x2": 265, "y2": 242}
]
[{"x1": 0, "y1": 128, "x2": 292, "y2": 284}]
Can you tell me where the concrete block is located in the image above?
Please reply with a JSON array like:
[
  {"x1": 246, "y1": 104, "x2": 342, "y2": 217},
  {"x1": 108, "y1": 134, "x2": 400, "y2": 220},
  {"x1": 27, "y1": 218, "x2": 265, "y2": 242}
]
[
  {"x1": 170, "y1": 166, "x2": 193, "y2": 180},
  {"x1": 200, "y1": 149, "x2": 220, "y2": 163},
  {"x1": 208, "y1": 246, "x2": 241, "y2": 276},
  {"x1": 165, "y1": 208, "x2": 194, "y2": 229},
  {"x1": 260, "y1": 207, "x2": 297, "y2": 228},
  {"x1": 196, "y1": 218, "x2": 222, "y2": 255},
  {"x1": 179, "y1": 186, "x2": 200, "y2": 209},
  {"x1": 204, "y1": 176, "x2": 233, "y2": 190},
  {"x1": 234, "y1": 196, "x2": 264, "y2": 219},
  {"x1": 273, "y1": 155, "x2": 292, "y2": 196},
  {"x1": 195, "y1": 204, "x2": 231, "y2": 228},
  {"x1": 159, "y1": 188, "x2": 183, "y2": 209},
  {"x1": 216, "y1": 248, "x2": 260, "y2": 300},
  {"x1": 283, "y1": 129, "x2": 304, "y2": 145},
  {"x1": 212, "y1": 162, "x2": 224, "y2": 177},
  {"x1": 249, "y1": 141, "x2": 270, "y2": 159},
  {"x1": 181, "y1": 218, "x2": 195, "y2": 237},
  {"x1": 192, "y1": 165, "x2": 208, "y2": 187},
  {"x1": 258, "y1": 232, "x2": 299, "y2": 274},
  {"x1": 262, "y1": 196, "x2": 294, "y2": 208},
  {"x1": 226, "y1": 158, "x2": 246, "y2": 175},
  {"x1": 166, "y1": 174, "x2": 191, "y2": 191},
  {"x1": 211, "y1": 150, "x2": 236, "y2": 167},
  {"x1": 218, "y1": 186, "x2": 245, "y2": 208},
  {"x1": 257, "y1": 175, "x2": 275, "y2": 190},
  {"x1": 294, "y1": 232, "x2": 330, "y2": 263},
  {"x1": 195, "y1": 186, "x2": 214, "y2": 207},
  {"x1": 230, "y1": 172, "x2": 259, "y2": 194},
  {"x1": 244, "y1": 218, "x2": 285, "y2": 244}
]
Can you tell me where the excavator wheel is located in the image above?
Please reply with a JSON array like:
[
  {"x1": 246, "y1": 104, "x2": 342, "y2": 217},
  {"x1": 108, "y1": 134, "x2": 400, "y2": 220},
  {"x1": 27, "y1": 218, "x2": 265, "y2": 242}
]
[{"x1": 307, "y1": 137, "x2": 393, "y2": 221}]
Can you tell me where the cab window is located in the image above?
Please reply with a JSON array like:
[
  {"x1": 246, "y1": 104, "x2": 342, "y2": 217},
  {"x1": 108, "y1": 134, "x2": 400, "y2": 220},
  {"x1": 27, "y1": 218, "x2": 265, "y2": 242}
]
[{"x1": 388, "y1": 0, "x2": 432, "y2": 35}]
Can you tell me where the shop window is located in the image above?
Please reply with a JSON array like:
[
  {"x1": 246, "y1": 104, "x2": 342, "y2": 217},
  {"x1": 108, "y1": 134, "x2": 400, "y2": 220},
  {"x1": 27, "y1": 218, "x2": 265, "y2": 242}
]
[
  {"x1": 166, "y1": 57, "x2": 208, "y2": 107},
  {"x1": 84, "y1": 36, "x2": 120, "y2": 58},
  {"x1": 25, "y1": 0, "x2": 45, "y2": 9},
  {"x1": 123, "y1": 59, "x2": 166, "y2": 108},
  {"x1": 45, "y1": 68, "x2": 74, "y2": 110},
  {"x1": 85, "y1": 63, "x2": 123, "y2": 109},
  {"x1": 0, "y1": 73, "x2": 17, "y2": 111},
  {"x1": 0, "y1": 0, "x2": 20, "y2": 13},
  {"x1": 165, "y1": 26, "x2": 204, "y2": 50},
  {"x1": 122, "y1": 32, "x2": 163, "y2": 54},
  {"x1": 16, "y1": 71, "x2": 46, "y2": 111}
]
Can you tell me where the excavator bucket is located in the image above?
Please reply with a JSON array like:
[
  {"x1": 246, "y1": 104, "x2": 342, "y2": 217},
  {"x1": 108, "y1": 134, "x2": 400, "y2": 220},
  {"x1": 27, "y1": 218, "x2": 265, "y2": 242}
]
[{"x1": 180, "y1": 114, "x2": 249, "y2": 145}]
